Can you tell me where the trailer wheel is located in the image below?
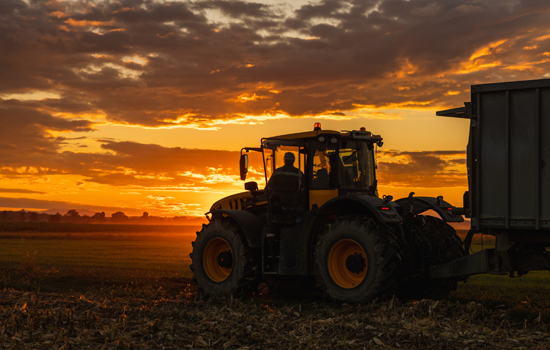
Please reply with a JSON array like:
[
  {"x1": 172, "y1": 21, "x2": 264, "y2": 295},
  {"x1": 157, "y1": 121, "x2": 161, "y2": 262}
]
[
  {"x1": 313, "y1": 219, "x2": 398, "y2": 302},
  {"x1": 190, "y1": 219, "x2": 258, "y2": 296},
  {"x1": 399, "y1": 215, "x2": 465, "y2": 300}
]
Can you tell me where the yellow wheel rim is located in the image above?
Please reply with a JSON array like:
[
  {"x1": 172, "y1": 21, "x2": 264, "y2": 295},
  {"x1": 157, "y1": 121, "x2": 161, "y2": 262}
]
[
  {"x1": 328, "y1": 239, "x2": 368, "y2": 289},
  {"x1": 203, "y1": 237, "x2": 233, "y2": 282}
]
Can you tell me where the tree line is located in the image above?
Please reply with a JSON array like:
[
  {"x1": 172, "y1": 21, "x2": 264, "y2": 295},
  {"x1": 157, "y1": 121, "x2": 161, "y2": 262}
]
[{"x1": 0, "y1": 209, "x2": 204, "y2": 225}]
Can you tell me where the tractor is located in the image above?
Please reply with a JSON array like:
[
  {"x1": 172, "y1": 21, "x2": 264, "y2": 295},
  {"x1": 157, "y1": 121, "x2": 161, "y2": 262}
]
[{"x1": 190, "y1": 123, "x2": 465, "y2": 302}]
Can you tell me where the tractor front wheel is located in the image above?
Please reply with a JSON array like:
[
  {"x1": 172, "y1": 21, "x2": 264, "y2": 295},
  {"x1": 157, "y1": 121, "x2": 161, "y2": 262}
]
[
  {"x1": 314, "y1": 219, "x2": 399, "y2": 302},
  {"x1": 190, "y1": 220, "x2": 258, "y2": 296}
]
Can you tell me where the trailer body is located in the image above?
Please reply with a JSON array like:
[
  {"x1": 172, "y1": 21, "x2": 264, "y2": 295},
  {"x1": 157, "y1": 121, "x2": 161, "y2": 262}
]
[{"x1": 435, "y1": 78, "x2": 550, "y2": 278}]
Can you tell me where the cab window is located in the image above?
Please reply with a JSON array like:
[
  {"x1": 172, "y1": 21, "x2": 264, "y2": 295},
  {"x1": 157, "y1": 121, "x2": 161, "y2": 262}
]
[
  {"x1": 338, "y1": 140, "x2": 375, "y2": 189},
  {"x1": 312, "y1": 143, "x2": 336, "y2": 189},
  {"x1": 264, "y1": 145, "x2": 304, "y2": 185}
]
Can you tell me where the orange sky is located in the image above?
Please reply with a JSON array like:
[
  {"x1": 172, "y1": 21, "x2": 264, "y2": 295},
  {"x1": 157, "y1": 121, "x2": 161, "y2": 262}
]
[{"x1": 1, "y1": 0, "x2": 550, "y2": 217}]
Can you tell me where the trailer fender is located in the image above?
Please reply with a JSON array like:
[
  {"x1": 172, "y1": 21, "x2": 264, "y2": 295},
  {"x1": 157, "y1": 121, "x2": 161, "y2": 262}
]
[
  {"x1": 210, "y1": 209, "x2": 263, "y2": 248},
  {"x1": 318, "y1": 195, "x2": 402, "y2": 224},
  {"x1": 394, "y1": 196, "x2": 464, "y2": 223}
]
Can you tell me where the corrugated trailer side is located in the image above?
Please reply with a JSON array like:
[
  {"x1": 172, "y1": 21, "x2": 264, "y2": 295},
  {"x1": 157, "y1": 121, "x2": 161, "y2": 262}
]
[
  {"x1": 469, "y1": 79, "x2": 550, "y2": 231},
  {"x1": 432, "y1": 79, "x2": 550, "y2": 279}
]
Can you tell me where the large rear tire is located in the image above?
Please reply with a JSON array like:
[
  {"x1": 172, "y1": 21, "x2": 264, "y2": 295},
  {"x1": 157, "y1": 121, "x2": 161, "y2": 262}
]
[
  {"x1": 313, "y1": 219, "x2": 399, "y2": 302},
  {"x1": 190, "y1": 220, "x2": 258, "y2": 296}
]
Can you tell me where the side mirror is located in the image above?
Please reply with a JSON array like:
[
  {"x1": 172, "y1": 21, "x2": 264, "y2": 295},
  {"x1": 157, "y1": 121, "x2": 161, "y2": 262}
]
[
  {"x1": 240, "y1": 153, "x2": 248, "y2": 181},
  {"x1": 245, "y1": 181, "x2": 258, "y2": 192}
]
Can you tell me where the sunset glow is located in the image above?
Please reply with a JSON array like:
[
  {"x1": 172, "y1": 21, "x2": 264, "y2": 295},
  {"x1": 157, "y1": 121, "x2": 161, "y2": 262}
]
[{"x1": 2, "y1": 0, "x2": 550, "y2": 217}]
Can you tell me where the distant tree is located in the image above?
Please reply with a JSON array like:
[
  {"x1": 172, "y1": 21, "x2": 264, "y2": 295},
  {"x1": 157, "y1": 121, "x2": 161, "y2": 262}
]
[
  {"x1": 30, "y1": 212, "x2": 39, "y2": 222},
  {"x1": 1, "y1": 210, "x2": 7, "y2": 221},
  {"x1": 49, "y1": 212, "x2": 62, "y2": 222},
  {"x1": 92, "y1": 212, "x2": 106, "y2": 223},
  {"x1": 141, "y1": 212, "x2": 149, "y2": 220},
  {"x1": 65, "y1": 209, "x2": 80, "y2": 218},
  {"x1": 64, "y1": 209, "x2": 80, "y2": 223},
  {"x1": 111, "y1": 211, "x2": 128, "y2": 222},
  {"x1": 19, "y1": 210, "x2": 26, "y2": 222}
]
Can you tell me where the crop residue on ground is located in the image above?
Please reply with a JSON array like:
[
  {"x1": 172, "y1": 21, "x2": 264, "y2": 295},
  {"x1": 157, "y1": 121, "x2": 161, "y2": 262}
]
[{"x1": 1, "y1": 288, "x2": 550, "y2": 349}]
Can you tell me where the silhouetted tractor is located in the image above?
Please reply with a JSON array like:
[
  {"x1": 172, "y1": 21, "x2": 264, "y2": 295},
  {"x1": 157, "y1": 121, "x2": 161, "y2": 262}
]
[
  {"x1": 191, "y1": 78, "x2": 550, "y2": 302},
  {"x1": 190, "y1": 122, "x2": 466, "y2": 302}
]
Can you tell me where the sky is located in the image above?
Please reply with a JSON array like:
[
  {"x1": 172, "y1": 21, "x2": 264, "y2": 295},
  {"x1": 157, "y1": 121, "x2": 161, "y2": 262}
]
[{"x1": 1, "y1": 0, "x2": 550, "y2": 217}]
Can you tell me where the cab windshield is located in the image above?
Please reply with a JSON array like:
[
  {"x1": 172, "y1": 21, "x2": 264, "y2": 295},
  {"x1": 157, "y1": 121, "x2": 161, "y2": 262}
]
[
  {"x1": 338, "y1": 140, "x2": 375, "y2": 190},
  {"x1": 311, "y1": 138, "x2": 375, "y2": 191}
]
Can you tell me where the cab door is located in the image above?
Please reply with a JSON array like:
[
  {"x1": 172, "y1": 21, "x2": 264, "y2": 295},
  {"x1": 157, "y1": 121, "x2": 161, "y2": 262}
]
[
  {"x1": 309, "y1": 138, "x2": 338, "y2": 209},
  {"x1": 262, "y1": 141, "x2": 306, "y2": 225}
]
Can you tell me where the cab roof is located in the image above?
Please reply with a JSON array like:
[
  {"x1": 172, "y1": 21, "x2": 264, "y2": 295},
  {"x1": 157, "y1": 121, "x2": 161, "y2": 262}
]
[
  {"x1": 265, "y1": 129, "x2": 349, "y2": 141},
  {"x1": 265, "y1": 129, "x2": 383, "y2": 144}
]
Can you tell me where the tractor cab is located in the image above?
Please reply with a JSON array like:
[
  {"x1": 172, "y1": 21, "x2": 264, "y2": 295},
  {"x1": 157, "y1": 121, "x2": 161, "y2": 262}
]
[{"x1": 240, "y1": 123, "x2": 383, "y2": 227}]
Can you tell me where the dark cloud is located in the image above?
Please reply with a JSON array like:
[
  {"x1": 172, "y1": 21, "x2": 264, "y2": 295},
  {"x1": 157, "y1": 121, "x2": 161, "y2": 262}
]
[
  {"x1": 0, "y1": 103, "x2": 94, "y2": 168},
  {"x1": 0, "y1": 131, "x2": 461, "y2": 190},
  {"x1": 0, "y1": 137, "x2": 264, "y2": 189},
  {"x1": 0, "y1": 196, "x2": 145, "y2": 216},
  {"x1": 0, "y1": 0, "x2": 547, "y2": 198},
  {"x1": 199, "y1": 1, "x2": 272, "y2": 19},
  {"x1": 0, "y1": 188, "x2": 46, "y2": 194},
  {"x1": 377, "y1": 150, "x2": 467, "y2": 187},
  {"x1": 0, "y1": 0, "x2": 548, "y2": 129}
]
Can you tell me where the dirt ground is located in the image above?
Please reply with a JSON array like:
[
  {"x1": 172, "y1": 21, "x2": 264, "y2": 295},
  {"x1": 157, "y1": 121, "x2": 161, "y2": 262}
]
[{"x1": 1, "y1": 286, "x2": 550, "y2": 350}]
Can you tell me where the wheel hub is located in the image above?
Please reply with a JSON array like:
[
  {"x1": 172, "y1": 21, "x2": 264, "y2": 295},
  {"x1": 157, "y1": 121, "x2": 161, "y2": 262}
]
[
  {"x1": 328, "y1": 239, "x2": 368, "y2": 289},
  {"x1": 345, "y1": 253, "x2": 366, "y2": 274},
  {"x1": 203, "y1": 237, "x2": 233, "y2": 282},
  {"x1": 217, "y1": 251, "x2": 233, "y2": 268}
]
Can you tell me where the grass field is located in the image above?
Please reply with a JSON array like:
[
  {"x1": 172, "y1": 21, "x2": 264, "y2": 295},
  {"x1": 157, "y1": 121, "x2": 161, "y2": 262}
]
[
  {"x1": 0, "y1": 238, "x2": 195, "y2": 297},
  {"x1": 0, "y1": 238, "x2": 192, "y2": 276},
  {"x1": 1, "y1": 222, "x2": 550, "y2": 348},
  {"x1": 0, "y1": 225, "x2": 548, "y2": 309},
  {"x1": 0, "y1": 221, "x2": 199, "y2": 241}
]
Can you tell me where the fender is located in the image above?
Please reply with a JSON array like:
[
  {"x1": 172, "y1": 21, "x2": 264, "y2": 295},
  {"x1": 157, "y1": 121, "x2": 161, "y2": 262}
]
[
  {"x1": 318, "y1": 195, "x2": 402, "y2": 224},
  {"x1": 394, "y1": 196, "x2": 464, "y2": 223},
  {"x1": 210, "y1": 209, "x2": 263, "y2": 248}
]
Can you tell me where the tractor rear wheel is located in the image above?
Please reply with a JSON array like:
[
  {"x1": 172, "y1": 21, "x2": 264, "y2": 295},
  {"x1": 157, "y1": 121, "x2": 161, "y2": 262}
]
[
  {"x1": 190, "y1": 219, "x2": 258, "y2": 296},
  {"x1": 313, "y1": 219, "x2": 399, "y2": 302}
]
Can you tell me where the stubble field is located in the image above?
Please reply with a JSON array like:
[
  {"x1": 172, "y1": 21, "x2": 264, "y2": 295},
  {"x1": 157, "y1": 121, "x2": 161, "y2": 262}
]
[{"x1": 1, "y1": 222, "x2": 550, "y2": 349}]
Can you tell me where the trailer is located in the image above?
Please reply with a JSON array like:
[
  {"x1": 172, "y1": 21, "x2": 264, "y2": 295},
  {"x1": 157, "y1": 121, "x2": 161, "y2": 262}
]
[{"x1": 434, "y1": 78, "x2": 550, "y2": 279}]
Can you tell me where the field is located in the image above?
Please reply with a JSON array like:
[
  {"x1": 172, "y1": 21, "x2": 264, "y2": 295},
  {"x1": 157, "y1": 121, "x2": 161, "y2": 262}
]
[{"x1": 1, "y1": 223, "x2": 550, "y2": 349}]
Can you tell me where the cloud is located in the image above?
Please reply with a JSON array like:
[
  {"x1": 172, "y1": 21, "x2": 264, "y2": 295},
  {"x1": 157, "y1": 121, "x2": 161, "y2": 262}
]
[
  {"x1": 199, "y1": 0, "x2": 272, "y2": 19},
  {"x1": 0, "y1": 0, "x2": 548, "y2": 131},
  {"x1": 0, "y1": 188, "x2": 46, "y2": 194},
  {"x1": 0, "y1": 196, "x2": 144, "y2": 216},
  {"x1": 0, "y1": 138, "x2": 265, "y2": 191},
  {"x1": 377, "y1": 150, "x2": 467, "y2": 188},
  {"x1": 1, "y1": 0, "x2": 546, "y2": 215},
  {"x1": 0, "y1": 103, "x2": 94, "y2": 168},
  {"x1": 1, "y1": 136, "x2": 465, "y2": 191}
]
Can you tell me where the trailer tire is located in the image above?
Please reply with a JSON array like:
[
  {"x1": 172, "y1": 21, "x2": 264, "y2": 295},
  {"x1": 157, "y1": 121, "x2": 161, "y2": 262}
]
[
  {"x1": 399, "y1": 215, "x2": 465, "y2": 300},
  {"x1": 313, "y1": 219, "x2": 398, "y2": 302},
  {"x1": 190, "y1": 219, "x2": 259, "y2": 296}
]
